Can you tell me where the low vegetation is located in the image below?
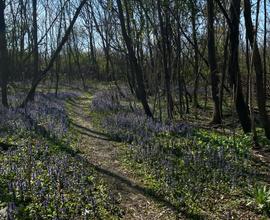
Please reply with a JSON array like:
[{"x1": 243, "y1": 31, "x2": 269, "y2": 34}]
[
  {"x1": 90, "y1": 88, "x2": 270, "y2": 219},
  {"x1": 0, "y1": 91, "x2": 122, "y2": 219},
  {"x1": 1, "y1": 0, "x2": 270, "y2": 219}
]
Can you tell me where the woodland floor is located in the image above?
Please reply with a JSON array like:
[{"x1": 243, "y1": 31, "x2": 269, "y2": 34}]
[
  {"x1": 1, "y1": 84, "x2": 270, "y2": 219},
  {"x1": 65, "y1": 88, "x2": 270, "y2": 219},
  {"x1": 66, "y1": 89, "x2": 270, "y2": 219},
  {"x1": 67, "y1": 94, "x2": 181, "y2": 220}
]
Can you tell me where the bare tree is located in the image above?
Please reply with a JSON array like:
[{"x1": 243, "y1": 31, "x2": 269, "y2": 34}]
[
  {"x1": 116, "y1": 0, "x2": 153, "y2": 118},
  {"x1": 244, "y1": 0, "x2": 270, "y2": 139},
  {"x1": 21, "y1": 0, "x2": 88, "y2": 107},
  {"x1": 227, "y1": 0, "x2": 251, "y2": 133},
  {"x1": 207, "y1": 0, "x2": 221, "y2": 124},
  {"x1": 0, "y1": 0, "x2": 8, "y2": 107}
]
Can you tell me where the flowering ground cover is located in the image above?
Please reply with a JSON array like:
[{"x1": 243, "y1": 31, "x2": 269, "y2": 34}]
[
  {"x1": 1, "y1": 85, "x2": 270, "y2": 219},
  {"x1": 90, "y1": 87, "x2": 270, "y2": 219},
  {"x1": 0, "y1": 91, "x2": 122, "y2": 219},
  {"x1": 66, "y1": 92, "x2": 178, "y2": 219}
]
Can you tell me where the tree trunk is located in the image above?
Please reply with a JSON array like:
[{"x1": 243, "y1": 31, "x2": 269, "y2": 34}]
[
  {"x1": 116, "y1": 0, "x2": 153, "y2": 118},
  {"x1": 228, "y1": 0, "x2": 251, "y2": 133},
  {"x1": 219, "y1": 34, "x2": 229, "y2": 118},
  {"x1": 21, "y1": 0, "x2": 88, "y2": 107},
  {"x1": 191, "y1": 0, "x2": 200, "y2": 110},
  {"x1": 207, "y1": 0, "x2": 221, "y2": 124},
  {"x1": 157, "y1": 0, "x2": 173, "y2": 120},
  {"x1": 244, "y1": 0, "x2": 270, "y2": 139},
  {"x1": 263, "y1": 0, "x2": 267, "y2": 95},
  {"x1": 28, "y1": 0, "x2": 39, "y2": 101},
  {"x1": 0, "y1": 0, "x2": 8, "y2": 107}
]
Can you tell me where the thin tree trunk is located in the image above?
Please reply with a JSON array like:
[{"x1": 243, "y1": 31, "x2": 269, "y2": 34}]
[
  {"x1": 116, "y1": 0, "x2": 153, "y2": 118},
  {"x1": 246, "y1": 34, "x2": 250, "y2": 105},
  {"x1": 247, "y1": 41, "x2": 259, "y2": 146},
  {"x1": 157, "y1": 0, "x2": 173, "y2": 120},
  {"x1": 244, "y1": 0, "x2": 270, "y2": 139},
  {"x1": 207, "y1": 0, "x2": 221, "y2": 124},
  {"x1": 28, "y1": 0, "x2": 39, "y2": 101},
  {"x1": 263, "y1": 0, "x2": 267, "y2": 94},
  {"x1": 191, "y1": 0, "x2": 200, "y2": 110},
  {"x1": 227, "y1": 0, "x2": 251, "y2": 133},
  {"x1": 219, "y1": 34, "x2": 229, "y2": 118},
  {"x1": 71, "y1": 31, "x2": 86, "y2": 89},
  {"x1": 0, "y1": 0, "x2": 8, "y2": 107},
  {"x1": 21, "y1": 0, "x2": 88, "y2": 107}
]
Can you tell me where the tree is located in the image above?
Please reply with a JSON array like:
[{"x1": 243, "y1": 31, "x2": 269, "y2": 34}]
[
  {"x1": 157, "y1": 0, "x2": 174, "y2": 120},
  {"x1": 190, "y1": 0, "x2": 200, "y2": 110},
  {"x1": 28, "y1": 0, "x2": 39, "y2": 101},
  {"x1": 207, "y1": 0, "x2": 221, "y2": 124},
  {"x1": 116, "y1": 0, "x2": 153, "y2": 118},
  {"x1": 227, "y1": 0, "x2": 251, "y2": 133},
  {"x1": 0, "y1": 0, "x2": 8, "y2": 107},
  {"x1": 21, "y1": 0, "x2": 88, "y2": 107},
  {"x1": 244, "y1": 0, "x2": 270, "y2": 139}
]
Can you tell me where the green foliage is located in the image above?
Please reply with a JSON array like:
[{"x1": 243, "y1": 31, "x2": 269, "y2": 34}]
[
  {"x1": 248, "y1": 185, "x2": 270, "y2": 215},
  {"x1": 118, "y1": 128, "x2": 258, "y2": 218},
  {"x1": 89, "y1": 87, "x2": 263, "y2": 218},
  {"x1": 194, "y1": 130, "x2": 253, "y2": 156},
  {"x1": 256, "y1": 128, "x2": 270, "y2": 149},
  {"x1": 0, "y1": 134, "x2": 122, "y2": 219},
  {"x1": 0, "y1": 91, "x2": 122, "y2": 219}
]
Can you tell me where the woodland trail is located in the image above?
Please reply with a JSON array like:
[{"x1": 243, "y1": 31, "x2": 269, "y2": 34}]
[{"x1": 66, "y1": 94, "x2": 180, "y2": 220}]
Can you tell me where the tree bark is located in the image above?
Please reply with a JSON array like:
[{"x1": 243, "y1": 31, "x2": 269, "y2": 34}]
[
  {"x1": 227, "y1": 0, "x2": 251, "y2": 133},
  {"x1": 0, "y1": 0, "x2": 8, "y2": 107},
  {"x1": 157, "y1": 0, "x2": 174, "y2": 120},
  {"x1": 191, "y1": 0, "x2": 200, "y2": 110},
  {"x1": 219, "y1": 34, "x2": 229, "y2": 118},
  {"x1": 207, "y1": 0, "x2": 221, "y2": 124},
  {"x1": 28, "y1": 0, "x2": 39, "y2": 101},
  {"x1": 116, "y1": 0, "x2": 153, "y2": 118},
  {"x1": 244, "y1": 0, "x2": 270, "y2": 139}
]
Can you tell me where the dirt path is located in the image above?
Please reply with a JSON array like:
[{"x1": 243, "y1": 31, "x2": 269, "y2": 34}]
[{"x1": 67, "y1": 95, "x2": 180, "y2": 220}]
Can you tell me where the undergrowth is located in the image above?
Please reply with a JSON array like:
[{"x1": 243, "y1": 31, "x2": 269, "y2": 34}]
[
  {"x1": 0, "y1": 91, "x2": 122, "y2": 219},
  {"x1": 90, "y1": 88, "x2": 270, "y2": 219}
]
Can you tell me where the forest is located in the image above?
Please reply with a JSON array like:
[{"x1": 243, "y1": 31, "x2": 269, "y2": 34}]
[{"x1": 0, "y1": 0, "x2": 270, "y2": 219}]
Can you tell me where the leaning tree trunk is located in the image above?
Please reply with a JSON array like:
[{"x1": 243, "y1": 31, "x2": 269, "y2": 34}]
[
  {"x1": 116, "y1": 0, "x2": 153, "y2": 118},
  {"x1": 244, "y1": 0, "x2": 270, "y2": 139},
  {"x1": 0, "y1": 0, "x2": 8, "y2": 107},
  {"x1": 227, "y1": 0, "x2": 251, "y2": 133},
  {"x1": 21, "y1": 0, "x2": 88, "y2": 107},
  {"x1": 207, "y1": 0, "x2": 221, "y2": 124}
]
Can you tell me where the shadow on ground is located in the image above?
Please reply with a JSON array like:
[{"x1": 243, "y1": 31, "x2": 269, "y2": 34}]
[
  {"x1": 70, "y1": 121, "x2": 113, "y2": 141},
  {"x1": 66, "y1": 95, "x2": 205, "y2": 219}
]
